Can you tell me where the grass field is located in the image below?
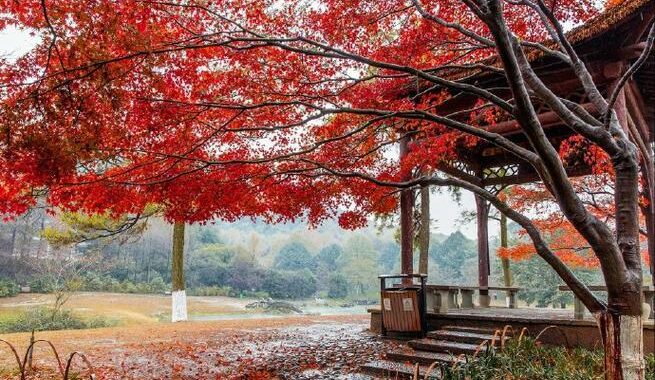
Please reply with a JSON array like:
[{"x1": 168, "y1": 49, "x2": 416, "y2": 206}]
[{"x1": 0, "y1": 292, "x2": 254, "y2": 326}]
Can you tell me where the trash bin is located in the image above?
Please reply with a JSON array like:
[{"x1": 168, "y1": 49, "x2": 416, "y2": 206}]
[{"x1": 379, "y1": 274, "x2": 427, "y2": 337}]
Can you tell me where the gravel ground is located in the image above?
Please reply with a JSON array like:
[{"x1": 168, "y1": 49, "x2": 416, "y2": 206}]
[{"x1": 0, "y1": 315, "x2": 394, "y2": 380}]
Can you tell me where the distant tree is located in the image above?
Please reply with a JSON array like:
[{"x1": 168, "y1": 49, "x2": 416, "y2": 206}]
[
  {"x1": 513, "y1": 256, "x2": 601, "y2": 308},
  {"x1": 377, "y1": 241, "x2": 400, "y2": 274},
  {"x1": 263, "y1": 269, "x2": 317, "y2": 299},
  {"x1": 327, "y1": 273, "x2": 349, "y2": 299},
  {"x1": 0, "y1": 279, "x2": 19, "y2": 298},
  {"x1": 315, "y1": 244, "x2": 343, "y2": 291},
  {"x1": 274, "y1": 242, "x2": 315, "y2": 271},
  {"x1": 316, "y1": 244, "x2": 342, "y2": 271},
  {"x1": 195, "y1": 228, "x2": 222, "y2": 245},
  {"x1": 226, "y1": 251, "x2": 265, "y2": 293},
  {"x1": 187, "y1": 244, "x2": 234, "y2": 287},
  {"x1": 429, "y1": 231, "x2": 477, "y2": 284},
  {"x1": 340, "y1": 235, "x2": 379, "y2": 296}
]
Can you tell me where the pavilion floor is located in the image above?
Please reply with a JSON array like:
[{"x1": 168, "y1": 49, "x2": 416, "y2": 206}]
[{"x1": 369, "y1": 306, "x2": 655, "y2": 353}]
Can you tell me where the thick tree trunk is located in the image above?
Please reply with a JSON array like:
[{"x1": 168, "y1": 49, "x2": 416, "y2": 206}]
[
  {"x1": 605, "y1": 125, "x2": 644, "y2": 380},
  {"x1": 500, "y1": 213, "x2": 512, "y2": 287},
  {"x1": 469, "y1": 5, "x2": 647, "y2": 378},
  {"x1": 171, "y1": 222, "x2": 187, "y2": 323},
  {"x1": 418, "y1": 185, "x2": 430, "y2": 275},
  {"x1": 597, "y1": 311, "x2": 644, "y2": 380}
]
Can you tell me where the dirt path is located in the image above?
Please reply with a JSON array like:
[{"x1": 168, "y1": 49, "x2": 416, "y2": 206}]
[{"x1": 0, "y1": 314, "x2": 391, "y2": 379}]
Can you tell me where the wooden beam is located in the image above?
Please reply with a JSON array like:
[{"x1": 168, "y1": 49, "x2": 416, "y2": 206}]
[
  {"x1": 437, "y1": 162, "x2": 483, "y2": 186},
  {"x1": 482, "y1": 164, "x2": 592, "y2": 186},
  {"x1": 617, "y1": 42, "x2": 647, "y2": 60},
  {"x1": 484, "y1": 103, "x2": 597, "y2": 136}
]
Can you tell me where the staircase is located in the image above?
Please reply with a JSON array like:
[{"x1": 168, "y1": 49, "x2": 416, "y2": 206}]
[{"x1": 360, "y1": 325, "x2": 507, "y2": 379}]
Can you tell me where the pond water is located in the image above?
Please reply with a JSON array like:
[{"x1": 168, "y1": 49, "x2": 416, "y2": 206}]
[{"x1": 190, "y1": 303, "x2": 370, "y2": 321}]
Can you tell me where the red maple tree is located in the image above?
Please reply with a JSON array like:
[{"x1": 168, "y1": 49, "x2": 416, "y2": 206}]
[{"x1": 1, "y1": 1, "x2": 653, "y2": 378}]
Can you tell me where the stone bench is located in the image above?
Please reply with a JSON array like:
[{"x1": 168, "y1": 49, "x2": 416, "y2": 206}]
[
  {"x1": 425, "y1": 285, "x2": 460, "y2": 313},
  {"x1": 461, "y1": 286, "x2": 520, "y2": 308},
  {"x1": 426, "y1": 285, "x2": 520, "y2": 312},
  {"x1": 559, "y1": 285, "x2": 655, "y2": 320}
]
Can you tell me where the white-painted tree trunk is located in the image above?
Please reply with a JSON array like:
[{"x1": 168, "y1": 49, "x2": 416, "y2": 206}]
[
  {"x1": 171, "y1": 289, "x2": 188, "y2": 322},
  {"x1": 170, "y1": 222, "x2": 187, "y2": 323},
  {"x1": 618, "y1": 315, "x2": 644, "y2": 380},
  {"x1": 597, "y1": 312, "x2": 645, "y2": 380}
]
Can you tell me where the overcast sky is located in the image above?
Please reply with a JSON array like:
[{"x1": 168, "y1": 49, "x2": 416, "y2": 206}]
[{"x1": 0, "y1": 26, "x2": 495, "y2": 240}]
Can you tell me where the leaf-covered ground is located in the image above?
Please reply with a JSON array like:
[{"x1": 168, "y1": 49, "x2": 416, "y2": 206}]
[{"x1": 0, "y1": 314, "x2": 389, "y2": 379}]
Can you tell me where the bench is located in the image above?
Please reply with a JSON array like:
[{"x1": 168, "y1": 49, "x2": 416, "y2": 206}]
[{"x1": 559, "y1": 285, "x2": 655, "y2": 320}]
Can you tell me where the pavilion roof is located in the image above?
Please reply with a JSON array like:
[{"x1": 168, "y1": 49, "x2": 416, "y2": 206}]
[
  {"x1": 406, "y1": 0, "x2": 655, "y2": 186},
  {"x1": 396, "y1": 0, "x2": 653, "y2": 91}
]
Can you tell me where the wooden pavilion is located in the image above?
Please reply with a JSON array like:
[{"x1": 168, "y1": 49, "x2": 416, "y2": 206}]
[{"x1": 396, "y1": 0, "x2": 655, "y2": 293}]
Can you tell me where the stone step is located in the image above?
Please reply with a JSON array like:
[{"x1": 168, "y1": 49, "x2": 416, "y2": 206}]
[
  {"x1": 408, "y1": 338, "x2": 484, "y2": 355},
  {"x1": 427, "y1": 329, "x2": 503, "y2": 345},
  {"x1": 359, "y1": 359, "x2": 443, "y2": 379},
  {"x1": 385, "y1": 347, "x2": 462, "y2": 366},
  {"x1": 440, "y1": 325, "x2": 502, "y2": 335}
]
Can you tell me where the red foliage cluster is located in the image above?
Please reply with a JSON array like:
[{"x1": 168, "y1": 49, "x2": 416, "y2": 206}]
[
  {"x1": 499, "y1": 175, "x2": 649, "y2": 268},
  {"x1": 0, "y1": 0, "x2": 603, "y2": 228}
]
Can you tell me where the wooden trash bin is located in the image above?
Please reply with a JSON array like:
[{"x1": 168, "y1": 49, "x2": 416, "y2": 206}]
[{"x1": 379, "y1": 274, "x2": 427, "y2": 337}]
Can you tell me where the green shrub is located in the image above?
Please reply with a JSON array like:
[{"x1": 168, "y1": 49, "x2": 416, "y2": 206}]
[
  {"x1": 146, "y1": 276, "x2": 167, "y2": 293},
  {"x1": 0, "y1": 279, "x2": 19, "y2": 298},
  {"x1": 646, "y1": 354, "x2": 655, "y2": 380},
  {"x1": 28, "y1": 276, "x2": 57, "y2": 293},
  {"x1": 76, "y1": 273, "x2": 168, "y2": 294},
  {"x1": 235, "y1": 290, "x2": 269, "y2": 299},
  {"x1": 0, "y1": 307, "x2": 114, "y2": 333},
  {"x1": 187, "y1": 286, "x2": 232, "y2": 297},
  {"x1": 430, "y1": 338, "x2": 653, "y2": 380}
]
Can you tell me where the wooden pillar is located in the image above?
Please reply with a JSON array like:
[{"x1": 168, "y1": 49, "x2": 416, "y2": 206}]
[
  {"x1": 475, "y1": 195, "x2": 491, "y2": 307},
  {"x1": 500, "y1": 212, "x2": 512, "y2": 287},
  {"x1": 418, "y1": 185, "x2": 430, "y2": 275},
  {"x1": 645, "y1": 175, "x2": 655, "y2": 277},
  {"x1": 400, "y1": 136, "x2": 414, "y2": 278},
  {"x1": 624, "y1": 81, "x2": 655, "y2": 277}
]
